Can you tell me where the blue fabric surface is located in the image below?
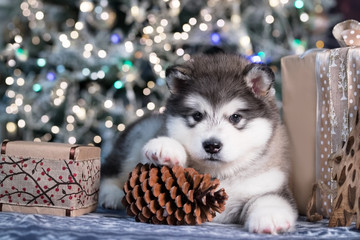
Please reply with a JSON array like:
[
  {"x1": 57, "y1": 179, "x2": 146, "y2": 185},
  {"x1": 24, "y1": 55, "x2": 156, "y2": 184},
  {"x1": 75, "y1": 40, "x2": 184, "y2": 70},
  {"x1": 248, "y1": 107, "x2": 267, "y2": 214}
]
[{"x1": 0, "y1": 207, "x2": 359, "y2": 240}]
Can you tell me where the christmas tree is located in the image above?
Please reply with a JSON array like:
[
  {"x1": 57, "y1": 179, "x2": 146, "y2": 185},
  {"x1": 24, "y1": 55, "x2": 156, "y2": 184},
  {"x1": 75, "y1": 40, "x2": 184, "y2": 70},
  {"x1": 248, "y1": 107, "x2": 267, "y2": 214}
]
[{"x1": 0, "y1": 0, "x2": 338, "y2": 158}]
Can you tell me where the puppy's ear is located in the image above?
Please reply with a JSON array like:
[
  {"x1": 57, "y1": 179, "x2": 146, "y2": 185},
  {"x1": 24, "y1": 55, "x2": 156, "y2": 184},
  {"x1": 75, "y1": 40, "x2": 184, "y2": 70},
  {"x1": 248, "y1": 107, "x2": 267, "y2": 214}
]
[
  {"x1": 165, "y1": 65, "x2": 191, "y2": 94},
  {"x1": 243, "y1": 63, "x2": 275, "y2": 97}
]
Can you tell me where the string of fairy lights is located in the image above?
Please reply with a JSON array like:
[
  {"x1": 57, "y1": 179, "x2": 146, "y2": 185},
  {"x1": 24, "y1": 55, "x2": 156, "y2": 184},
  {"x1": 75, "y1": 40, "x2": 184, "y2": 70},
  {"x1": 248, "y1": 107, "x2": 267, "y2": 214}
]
[{"x1": 1, "y1": 0, "x2": 333, "y2": 149}]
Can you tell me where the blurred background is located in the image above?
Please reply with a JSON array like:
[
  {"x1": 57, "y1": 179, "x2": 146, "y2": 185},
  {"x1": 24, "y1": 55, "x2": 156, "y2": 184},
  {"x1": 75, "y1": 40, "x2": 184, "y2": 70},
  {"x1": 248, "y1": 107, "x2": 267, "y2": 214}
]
[{"x1": 0, "y1": 0, "x2": 358, "y2": 158}]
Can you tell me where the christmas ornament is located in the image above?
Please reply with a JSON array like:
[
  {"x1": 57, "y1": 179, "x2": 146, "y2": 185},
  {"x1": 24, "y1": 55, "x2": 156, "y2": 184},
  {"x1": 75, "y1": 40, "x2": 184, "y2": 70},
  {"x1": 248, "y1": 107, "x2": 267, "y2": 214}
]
[{"x1": 121, "y1": 163, "x2": 228, "y2": 225}]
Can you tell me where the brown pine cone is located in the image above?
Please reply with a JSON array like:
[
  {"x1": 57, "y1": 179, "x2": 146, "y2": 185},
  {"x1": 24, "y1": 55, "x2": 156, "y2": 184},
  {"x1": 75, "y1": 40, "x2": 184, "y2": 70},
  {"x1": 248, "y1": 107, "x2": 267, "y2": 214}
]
[{"x1": 121, "y1": 163, "x2": 228, "y2": 225}]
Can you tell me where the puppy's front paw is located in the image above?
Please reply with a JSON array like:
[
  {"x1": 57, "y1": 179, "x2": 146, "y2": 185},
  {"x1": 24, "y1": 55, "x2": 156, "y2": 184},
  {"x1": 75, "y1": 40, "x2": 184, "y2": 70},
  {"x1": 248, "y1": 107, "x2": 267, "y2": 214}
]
[
  {"x1": 99, "y1": 178, "x2": 124, "y2": 209},
  {"x1": 245, "y1": 196, "x2": 296, "y2": 234},
  {"x1": 247, "y1": 208, "x2": 293, "y2": 234},
  {"x1": 142, "y1": 137, "x2": 187, "y2": 167}
]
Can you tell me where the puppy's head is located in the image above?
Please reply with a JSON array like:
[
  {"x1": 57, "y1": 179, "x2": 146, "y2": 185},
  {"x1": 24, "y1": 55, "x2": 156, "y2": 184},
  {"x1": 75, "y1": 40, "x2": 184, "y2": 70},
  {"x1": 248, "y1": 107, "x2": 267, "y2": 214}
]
[{"x1": 164, "y1": 54, "x2": 279, "y2": 175}]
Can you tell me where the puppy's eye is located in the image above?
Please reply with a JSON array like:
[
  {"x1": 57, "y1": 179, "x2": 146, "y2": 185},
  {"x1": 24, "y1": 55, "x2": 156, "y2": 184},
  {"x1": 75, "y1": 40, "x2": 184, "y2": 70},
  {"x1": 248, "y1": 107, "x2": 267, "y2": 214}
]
[
  {"x1": 192, "y1": 112, "x2": 203, "y2": 122},
  {"x1": 229, "y1": 114, "x2": 242, "y2": 124}
]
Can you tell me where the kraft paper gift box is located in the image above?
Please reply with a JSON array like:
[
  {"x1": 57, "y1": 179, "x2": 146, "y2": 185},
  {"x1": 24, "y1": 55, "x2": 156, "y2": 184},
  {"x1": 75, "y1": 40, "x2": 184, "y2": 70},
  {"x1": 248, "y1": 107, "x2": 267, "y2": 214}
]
[
  {"x1": 0, "y1": 141, "x2": 101, "y2": 217},
  {"x1": 281, "y1": 19, "x2": 360, "y2": 218}
]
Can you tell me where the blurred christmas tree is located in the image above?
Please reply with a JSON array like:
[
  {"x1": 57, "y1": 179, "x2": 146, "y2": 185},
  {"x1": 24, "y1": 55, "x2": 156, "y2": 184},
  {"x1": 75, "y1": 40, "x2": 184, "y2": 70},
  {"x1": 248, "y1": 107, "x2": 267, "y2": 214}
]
[{"x1": 0, "y1": 0, "x2": 339, "y2": 157}]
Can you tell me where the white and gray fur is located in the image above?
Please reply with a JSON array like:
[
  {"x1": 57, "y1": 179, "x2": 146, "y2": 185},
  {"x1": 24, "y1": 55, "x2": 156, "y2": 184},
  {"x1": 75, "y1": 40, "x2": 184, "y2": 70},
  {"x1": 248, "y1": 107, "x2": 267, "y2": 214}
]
[{"x1": 100, "y1": 53, "x2": 297, "y2": 234}]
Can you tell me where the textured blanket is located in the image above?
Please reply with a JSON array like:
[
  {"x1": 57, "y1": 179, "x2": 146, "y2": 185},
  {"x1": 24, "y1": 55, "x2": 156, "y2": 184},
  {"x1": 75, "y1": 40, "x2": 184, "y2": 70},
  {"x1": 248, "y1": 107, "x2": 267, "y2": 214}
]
[{"x1": 0, "y1": 207, "x2": 359, "y2": 239}]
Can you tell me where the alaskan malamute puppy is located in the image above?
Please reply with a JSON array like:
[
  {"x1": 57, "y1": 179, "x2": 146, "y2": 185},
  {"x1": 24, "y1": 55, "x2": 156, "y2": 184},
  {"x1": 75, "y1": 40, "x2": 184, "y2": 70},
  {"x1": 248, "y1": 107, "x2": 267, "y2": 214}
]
[{"x1": 100, "y1": 53, "x2": 297, "y2": 234}]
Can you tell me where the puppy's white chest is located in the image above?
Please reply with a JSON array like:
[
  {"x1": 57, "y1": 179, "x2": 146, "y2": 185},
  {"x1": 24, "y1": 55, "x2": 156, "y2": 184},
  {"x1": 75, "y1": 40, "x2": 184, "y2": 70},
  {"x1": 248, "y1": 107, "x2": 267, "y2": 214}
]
[{"x1": 220, "y1": 168, "x2": 286, "y2": 201}]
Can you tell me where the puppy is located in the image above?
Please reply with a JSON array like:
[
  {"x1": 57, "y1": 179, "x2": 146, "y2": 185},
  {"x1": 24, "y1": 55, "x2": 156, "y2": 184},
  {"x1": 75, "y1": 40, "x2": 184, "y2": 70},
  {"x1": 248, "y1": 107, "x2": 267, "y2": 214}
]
[{"x1": 99, "y1": 53, "x2": 297, "y2": 234}]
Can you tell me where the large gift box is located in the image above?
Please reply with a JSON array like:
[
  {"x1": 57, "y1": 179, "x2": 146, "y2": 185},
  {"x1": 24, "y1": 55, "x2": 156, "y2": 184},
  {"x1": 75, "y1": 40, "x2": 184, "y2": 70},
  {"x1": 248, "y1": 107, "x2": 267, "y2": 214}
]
[
  {"x1": 0, "y1": 141, "x2": 101, "y2": 216},
  {"x1": 282, "y1": 20, "x2": 360, "y2": 218}
]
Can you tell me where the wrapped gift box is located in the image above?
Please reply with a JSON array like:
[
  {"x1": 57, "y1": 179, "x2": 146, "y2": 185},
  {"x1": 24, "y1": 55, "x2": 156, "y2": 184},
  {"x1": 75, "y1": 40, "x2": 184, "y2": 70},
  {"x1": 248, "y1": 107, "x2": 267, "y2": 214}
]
[
  {"x1": 282, "y1": 20, "x2": 360, "y2": 218},
  {"x1": 0, "y1": 141, "x2": 101, "y2": 217},
  {"x1": 281, "y1": 50, "x2": 319, "y2": 216}
]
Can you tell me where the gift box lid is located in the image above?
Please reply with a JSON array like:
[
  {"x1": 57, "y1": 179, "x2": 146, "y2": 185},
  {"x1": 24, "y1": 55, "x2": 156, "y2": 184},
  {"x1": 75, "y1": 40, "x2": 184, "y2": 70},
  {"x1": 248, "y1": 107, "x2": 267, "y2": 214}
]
[{"x1": 1, "y1": 141, "x2": 100, "y2": 161}]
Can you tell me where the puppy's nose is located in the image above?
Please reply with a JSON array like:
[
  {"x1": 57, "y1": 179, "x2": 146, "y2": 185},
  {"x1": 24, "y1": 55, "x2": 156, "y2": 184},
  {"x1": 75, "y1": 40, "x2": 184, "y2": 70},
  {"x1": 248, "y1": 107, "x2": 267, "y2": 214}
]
[{"x1": 203, "y1": 138, "x2": 222, "y2": 154}]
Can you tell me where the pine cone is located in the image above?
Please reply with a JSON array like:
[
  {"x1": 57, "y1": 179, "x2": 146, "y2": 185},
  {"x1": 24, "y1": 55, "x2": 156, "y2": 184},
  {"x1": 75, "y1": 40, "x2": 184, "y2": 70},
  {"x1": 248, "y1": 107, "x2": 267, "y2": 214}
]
[{"x1": 121, "y1": 163, "x2": 228, "y2": 225}]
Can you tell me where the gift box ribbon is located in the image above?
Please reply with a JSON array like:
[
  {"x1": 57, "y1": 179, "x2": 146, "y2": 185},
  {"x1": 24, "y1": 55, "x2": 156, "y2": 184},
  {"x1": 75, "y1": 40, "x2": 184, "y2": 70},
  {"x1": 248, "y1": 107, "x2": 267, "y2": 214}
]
[{"x1": 333, "y1": 19, "x2": 360, "y2": 47}]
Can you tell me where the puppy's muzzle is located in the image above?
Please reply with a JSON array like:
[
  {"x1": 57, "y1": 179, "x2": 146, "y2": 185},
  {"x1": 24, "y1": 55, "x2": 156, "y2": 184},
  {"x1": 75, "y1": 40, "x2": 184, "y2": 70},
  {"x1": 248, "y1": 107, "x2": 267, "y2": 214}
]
[{"x1": 202, "y1": 138, "x2": 222, "y2": 154}]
